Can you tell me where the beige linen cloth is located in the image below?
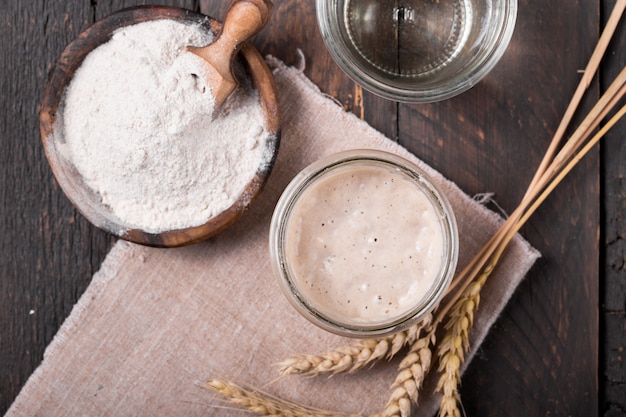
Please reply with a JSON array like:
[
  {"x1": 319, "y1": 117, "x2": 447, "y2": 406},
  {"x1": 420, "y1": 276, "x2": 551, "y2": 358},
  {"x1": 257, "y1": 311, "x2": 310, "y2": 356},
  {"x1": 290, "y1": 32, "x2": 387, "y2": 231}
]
[{"x1": 8, "y1": 57, "x2": 539, "y2": 417}]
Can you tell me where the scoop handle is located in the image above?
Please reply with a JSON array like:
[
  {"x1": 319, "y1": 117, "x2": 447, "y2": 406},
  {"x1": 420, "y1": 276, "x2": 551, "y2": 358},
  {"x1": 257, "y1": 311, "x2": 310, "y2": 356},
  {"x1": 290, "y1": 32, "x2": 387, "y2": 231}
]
[
  {"x1": 205, "y1": 0, "x2": 272, "y2": 85},
  {"x1": 220, "y1": 0, "x2": 272, "y2": 55}
]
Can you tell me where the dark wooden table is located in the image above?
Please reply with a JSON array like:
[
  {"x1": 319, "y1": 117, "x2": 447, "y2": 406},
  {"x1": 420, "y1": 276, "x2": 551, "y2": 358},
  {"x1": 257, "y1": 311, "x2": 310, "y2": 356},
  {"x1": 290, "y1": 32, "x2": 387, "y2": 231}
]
[{"x1": 1, "y1": 0, "x2": 624, "y2": 415}]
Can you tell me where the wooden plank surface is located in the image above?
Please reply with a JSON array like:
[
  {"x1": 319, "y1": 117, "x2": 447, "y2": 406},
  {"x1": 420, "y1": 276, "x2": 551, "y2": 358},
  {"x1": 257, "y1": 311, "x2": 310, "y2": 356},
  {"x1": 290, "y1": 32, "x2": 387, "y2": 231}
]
[
  {"x1": 0, "y1": 0, "x2": 622, "y2": 415},
  {"x1": 0, "y1": 0, "x2": 114, "y2": 407},
  {"x1": 398, "y1": 2, "x2": 601, "y2": 415},
  {"x1": 601, "y1": 1, "x2": 626, "y2": 415}
]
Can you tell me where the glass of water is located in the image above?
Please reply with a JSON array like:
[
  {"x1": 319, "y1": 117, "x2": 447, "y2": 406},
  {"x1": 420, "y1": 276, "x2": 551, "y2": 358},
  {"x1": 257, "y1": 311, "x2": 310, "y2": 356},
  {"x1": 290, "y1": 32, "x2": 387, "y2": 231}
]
[{"x1": 317, "y1": 0, "x2": 517, "y2": 102}]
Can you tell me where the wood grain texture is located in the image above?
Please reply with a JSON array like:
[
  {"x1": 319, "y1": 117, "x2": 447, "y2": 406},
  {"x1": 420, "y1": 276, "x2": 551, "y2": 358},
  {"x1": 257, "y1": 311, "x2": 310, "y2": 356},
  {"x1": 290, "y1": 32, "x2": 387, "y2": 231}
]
[
  {"x1": 0, "y1": 0, "x2": 623, "y2": 415},
  {"x1": 601, "y1": 1, "x2": 626, "y2": 415},
  {"x1": 0, "y1": 1, "x2": 114, "y2": 411},
  {"x1": 0, "y1": 0, "x2": 191, "y2": 412}
]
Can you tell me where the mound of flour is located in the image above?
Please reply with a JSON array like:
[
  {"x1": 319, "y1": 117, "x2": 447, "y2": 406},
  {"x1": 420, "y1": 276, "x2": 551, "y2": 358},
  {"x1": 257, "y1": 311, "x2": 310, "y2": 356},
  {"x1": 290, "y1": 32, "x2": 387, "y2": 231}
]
[{"x1": 56, "y1": 19, "x2": 271, "y2": 233}]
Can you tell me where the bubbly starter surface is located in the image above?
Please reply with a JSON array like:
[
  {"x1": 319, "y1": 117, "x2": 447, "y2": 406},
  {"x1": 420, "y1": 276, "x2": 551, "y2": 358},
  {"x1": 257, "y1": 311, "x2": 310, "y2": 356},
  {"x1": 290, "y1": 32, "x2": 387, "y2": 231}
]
[{"x1": 284, "y1": 164, "x2": 445, "y2": 326}]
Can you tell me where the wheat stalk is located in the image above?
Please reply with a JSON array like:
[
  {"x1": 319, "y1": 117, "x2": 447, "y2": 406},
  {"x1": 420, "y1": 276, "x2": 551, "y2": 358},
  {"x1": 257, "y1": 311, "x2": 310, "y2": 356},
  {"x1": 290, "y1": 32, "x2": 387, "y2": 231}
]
[
  {"x1": 433, "y1": 84, "x2": 626, "y2": 417},
  {"x1": 433, "y1": 102, "x2": 626, "y2": 413},
  {"x1": 431, "y1": 7, "x2": 626, "y2": 412},
  {"x1": 388, "y1": 92, "x2": 626, "y2": 415},
  {"x1": 434, "y1": 268, "x2": 488, "y2": 416}
]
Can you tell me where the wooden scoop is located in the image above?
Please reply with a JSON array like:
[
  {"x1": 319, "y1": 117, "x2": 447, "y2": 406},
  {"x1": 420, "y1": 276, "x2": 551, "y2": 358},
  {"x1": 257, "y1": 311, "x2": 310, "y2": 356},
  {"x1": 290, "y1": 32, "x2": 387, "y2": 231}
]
[{"x1": 187, "y1": 0, "x2": 272, "y2": 108}]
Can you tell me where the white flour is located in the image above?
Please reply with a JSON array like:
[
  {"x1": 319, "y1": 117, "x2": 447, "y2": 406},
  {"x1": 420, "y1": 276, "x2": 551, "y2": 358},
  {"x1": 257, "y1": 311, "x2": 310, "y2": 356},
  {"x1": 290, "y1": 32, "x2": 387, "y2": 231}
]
[{"x1": 56, "y1": 19, "x2": 271, "y2": 233}]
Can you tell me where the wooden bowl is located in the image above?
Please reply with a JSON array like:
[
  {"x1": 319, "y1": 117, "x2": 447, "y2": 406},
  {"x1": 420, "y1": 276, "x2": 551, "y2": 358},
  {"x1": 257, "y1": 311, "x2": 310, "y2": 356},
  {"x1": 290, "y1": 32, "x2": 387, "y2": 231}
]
[{"x1": 40, "y1": 6, "x2": 280, "y2": 248}]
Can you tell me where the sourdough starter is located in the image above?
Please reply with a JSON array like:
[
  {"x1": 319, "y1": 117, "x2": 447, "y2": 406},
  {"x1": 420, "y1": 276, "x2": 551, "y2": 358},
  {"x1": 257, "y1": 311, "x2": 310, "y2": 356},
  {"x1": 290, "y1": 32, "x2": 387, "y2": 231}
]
[{"x1": 284, "y1": 163, "x2": 446, "y2": 325}]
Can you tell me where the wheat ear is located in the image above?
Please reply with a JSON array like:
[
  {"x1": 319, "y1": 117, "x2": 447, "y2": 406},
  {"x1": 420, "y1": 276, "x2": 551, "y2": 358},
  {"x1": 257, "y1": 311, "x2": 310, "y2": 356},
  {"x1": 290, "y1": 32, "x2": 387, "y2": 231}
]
[
  {"x1": 277, "y1": 319, "x2": 425, "y2": 376},
  {"x1": 375, "y1": 321, "x2": 436, "y2": 417},
  {"x1": 434, "y1": 264, "x2": 491, "y2": 417},
  {"x1": 206, "y1": 379, "x2": 363, "y2": 417}
]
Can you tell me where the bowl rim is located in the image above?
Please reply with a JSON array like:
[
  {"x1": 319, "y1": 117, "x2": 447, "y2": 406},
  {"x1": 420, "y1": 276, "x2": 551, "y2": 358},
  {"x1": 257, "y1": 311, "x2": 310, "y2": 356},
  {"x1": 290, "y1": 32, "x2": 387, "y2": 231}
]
[{"x1": 40, "y1": 5, "x2": 281, "y2": 247}]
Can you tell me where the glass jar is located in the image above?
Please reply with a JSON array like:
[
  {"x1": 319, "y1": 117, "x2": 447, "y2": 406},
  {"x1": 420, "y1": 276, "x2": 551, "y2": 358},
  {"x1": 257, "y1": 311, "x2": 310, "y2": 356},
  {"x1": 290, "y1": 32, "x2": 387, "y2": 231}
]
[
  {"x1": 316, "y1": 0, "x2": 517, "y2": 102},
  {"x1": 269, "y1": 150, "x2": 458, "y2": 337}
]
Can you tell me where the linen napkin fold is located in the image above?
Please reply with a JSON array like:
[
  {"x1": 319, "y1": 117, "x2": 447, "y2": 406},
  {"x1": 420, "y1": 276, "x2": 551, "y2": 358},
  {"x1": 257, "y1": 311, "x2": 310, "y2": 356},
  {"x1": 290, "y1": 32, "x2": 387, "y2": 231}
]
[{"x1": 7, "y1": 57, "x2": 539, "y2": 417}]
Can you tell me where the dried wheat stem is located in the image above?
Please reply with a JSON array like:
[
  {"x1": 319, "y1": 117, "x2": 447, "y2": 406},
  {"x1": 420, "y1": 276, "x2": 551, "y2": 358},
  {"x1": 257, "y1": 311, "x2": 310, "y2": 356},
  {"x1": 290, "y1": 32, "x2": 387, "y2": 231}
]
[
  {"x1": 443, "y1": 210, "x2": 519, "y2": 301},
  {"x1": 432, "y1": 100, "x2": 626, "y2": 414},
  {"x1": 277, "y1": 317, "x2": 427, "y2": 377},
  {"x1": 433, "y1": 69, "x2": 626, "y2": 417},
  {"x1": 441, "y1": 68, "x2": 626, "y2": 326},
  {"x1": 524, "y1": 0, "x2": 626, "y2": 196},
  {"x1": 535, "y1": 70, "x2": 626, "y2": 194},
  {"x1": 206, "y1": 379, "x2": 362, "y2": 417},
  {"x1": 433, "y1": 97, "x2": 624, "y2": 412},
  {"x1": 445, "y1": 0, "x2": 626, "y2": 302},
  {"x1": 432, "y1": 97, "x2": 625, "y2": 412},
  {"x1": 514, "y1": 102, "x2": 626, "y2": 239}
]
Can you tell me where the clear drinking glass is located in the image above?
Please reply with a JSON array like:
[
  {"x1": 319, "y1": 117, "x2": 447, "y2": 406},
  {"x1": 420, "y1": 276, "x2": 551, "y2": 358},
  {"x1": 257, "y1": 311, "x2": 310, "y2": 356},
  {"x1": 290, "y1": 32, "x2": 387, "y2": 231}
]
[{"x1": 317, "y1": 0, "x2": 517, "y2": 102}]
